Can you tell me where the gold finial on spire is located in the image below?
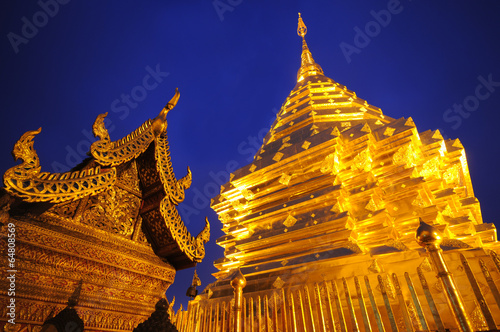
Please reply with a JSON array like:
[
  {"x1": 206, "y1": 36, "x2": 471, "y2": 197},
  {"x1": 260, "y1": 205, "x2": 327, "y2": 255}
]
[
  {"x1": 192, "y1": 269, "x2": 202, "y2": 287},
  {"x1": 296, "y1": 13, "x2": 324, "y2": 82},
  {"x1": 297, "y1": 12, "x2": 307, "y2": 38}
]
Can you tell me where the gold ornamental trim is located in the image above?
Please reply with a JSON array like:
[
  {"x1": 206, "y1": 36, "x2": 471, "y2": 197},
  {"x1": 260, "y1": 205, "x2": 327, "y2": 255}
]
[
  {"x1": 91, "y1": 114, "x2": 156, "y2": 167},
  {"x1": 90, "y1": 88, "x2": 180, "y2": 167},
  {"x1": 156, "y1": 133, "x2": 210, "y2": 262},
  {"x1": 3, "y1": 128, "x2": 116, "y2": 203}
]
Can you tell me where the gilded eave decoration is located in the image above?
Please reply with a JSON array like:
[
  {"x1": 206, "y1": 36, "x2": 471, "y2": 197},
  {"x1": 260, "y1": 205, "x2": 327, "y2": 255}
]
[
  {"x1": 2, "y1": 88, "x2": 210, "y2": 267},
  {"x1": 156, "y1": 132, "x2": 210, "y2": 262},
  {"x1": 3, "y1": 128, "x2": 116, "y2": 203}
]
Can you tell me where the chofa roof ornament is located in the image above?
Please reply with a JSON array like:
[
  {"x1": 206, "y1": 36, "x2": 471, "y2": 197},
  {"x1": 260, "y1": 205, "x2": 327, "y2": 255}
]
[{"x1": 2, "y1": 88, "x2": 209, "y2": 268}]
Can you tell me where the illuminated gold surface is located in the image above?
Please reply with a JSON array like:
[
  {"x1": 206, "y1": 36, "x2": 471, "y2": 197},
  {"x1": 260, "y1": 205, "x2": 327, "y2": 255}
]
[
  {"x1": 230, "y1": 269, "x2": 246, "y2": 332},
  {"x1": 0, "y1": 91, "x2": 209, "y2": 331},
  {"x1": 417, "y1": 221, "x2": 474, "y2": 332},
  {"x1": 3, "y1": 128, "x2": 116, "y2": 203},
  {"x1": 90, "y1": 88, "x2": 180, "y2": 166},
  {"x1": 173, "y1": 13, "x2": 500, "y2": 331},
  {"x1": 296, "y1": 13, "x2": 324, "y2": 82},
  {"x1": 0, "y1": 208, "x2": 174, "y2": 331},
  {"x1": 156, "y1": 133, "x2": 210, "y2": 263}
]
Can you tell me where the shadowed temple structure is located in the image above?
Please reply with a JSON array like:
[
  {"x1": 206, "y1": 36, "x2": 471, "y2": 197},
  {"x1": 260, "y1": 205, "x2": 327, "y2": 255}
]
[
  {"x1": 174, "y1": 15, "x2": 500, "y2": 331},
  {"x1": 1, "y1": 13, "x2": 500, "y2": 332}
]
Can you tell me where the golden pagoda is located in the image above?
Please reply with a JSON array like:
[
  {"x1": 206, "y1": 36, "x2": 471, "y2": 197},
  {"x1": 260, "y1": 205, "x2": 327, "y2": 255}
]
[
  {"x1": 175, "y1": 14, "x2": 500, "y2": 331},
  {"x1": 0, "y1": 90, "x2": 209, "y2": 331}
]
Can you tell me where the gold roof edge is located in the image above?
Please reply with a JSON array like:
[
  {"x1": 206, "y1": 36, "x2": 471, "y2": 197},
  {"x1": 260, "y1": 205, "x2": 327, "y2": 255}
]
[
  {"x1": 2, "y1": 88, "x2": 210, "y2": 268},
  {"x1": 91, "y1": 88, "x2": 180, "y2": 167},
  {"x1": 3, "y1": 128, "x2": 116, "y2": 203}
]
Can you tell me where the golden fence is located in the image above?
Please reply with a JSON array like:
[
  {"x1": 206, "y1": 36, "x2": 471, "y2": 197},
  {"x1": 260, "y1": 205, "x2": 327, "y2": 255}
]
[{"x1": 171, "y1": 250, "x2": 500, "y2": 332}]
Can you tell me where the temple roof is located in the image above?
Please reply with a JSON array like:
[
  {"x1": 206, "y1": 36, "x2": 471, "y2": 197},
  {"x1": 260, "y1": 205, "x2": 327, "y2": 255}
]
[{"x1": 2, "y1": 89, "x2": 209, "y2": 270}]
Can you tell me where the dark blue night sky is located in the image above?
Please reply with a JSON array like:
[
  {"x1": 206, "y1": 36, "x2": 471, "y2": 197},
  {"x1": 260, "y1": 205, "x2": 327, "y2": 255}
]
[{"x1": 1, "y1": 1, "x2": 500, "y2": 310}]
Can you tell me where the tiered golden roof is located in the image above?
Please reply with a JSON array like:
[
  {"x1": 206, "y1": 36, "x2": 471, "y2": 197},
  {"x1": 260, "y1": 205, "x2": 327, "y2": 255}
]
[
  {"x1": 174, "y1": 14, "x2": 500, "y2": 331},
  {"x1": 211, "y1": 18, "x2": 491, "y2": 280},
  {"x1": 0, "y1": 90, "x2": 209, "y2": 331}
]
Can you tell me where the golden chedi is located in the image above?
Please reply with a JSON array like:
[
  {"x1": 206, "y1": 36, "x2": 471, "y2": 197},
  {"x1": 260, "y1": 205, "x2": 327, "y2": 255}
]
[{"x1": 176, "y1": 14, "x2": 500, "y2": 331}]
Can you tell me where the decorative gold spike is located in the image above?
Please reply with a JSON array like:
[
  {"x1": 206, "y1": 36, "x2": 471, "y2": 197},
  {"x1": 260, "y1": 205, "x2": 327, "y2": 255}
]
[
  {"x1": 331, "y1": 126, "x2": 341, "y2": 136},
  {"x1": 3, "y1": 128, "x2": 116, "y2": 203},
  {"x1": 452, "y1": 139, "x2": 464, "y2": 148},
  {"x1": 297, "y1": 13, "x2": 307, "y2": 37},
  {"x1": 404, "y1": 118, "x2": 415, "y2": 127},
  {"x1": 296, "y1": 13, "x2": 324, "y2": 82}
]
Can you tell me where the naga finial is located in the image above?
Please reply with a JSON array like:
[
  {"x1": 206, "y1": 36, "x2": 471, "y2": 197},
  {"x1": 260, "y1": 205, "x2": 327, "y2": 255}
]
[
  {"x1": 196, "y1": 217, "x2": 211, "y2": 244},
  {"x1": 152, "y1": 88, "x2": 180, "y2": 137}
]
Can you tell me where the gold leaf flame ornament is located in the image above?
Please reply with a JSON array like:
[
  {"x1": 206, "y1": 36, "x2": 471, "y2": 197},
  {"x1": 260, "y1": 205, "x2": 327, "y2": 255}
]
[
  {"x1": 3, "y1": 128, "x2": 116, "y2": 203},
  {"x1": 91, "y1": 88, "x2": 180, "y2": 167}
]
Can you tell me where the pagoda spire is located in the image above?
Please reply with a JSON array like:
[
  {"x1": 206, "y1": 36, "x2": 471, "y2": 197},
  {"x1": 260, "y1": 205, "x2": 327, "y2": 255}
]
[{"x1": 296, "y1": 13, "x2": 324, "y2": 82}]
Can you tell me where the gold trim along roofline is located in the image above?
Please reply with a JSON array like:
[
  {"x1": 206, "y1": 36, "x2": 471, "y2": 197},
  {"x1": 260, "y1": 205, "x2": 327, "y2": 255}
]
[
  {"x1": 3, "y1": 128, "x2": 116, "y2": 203},
  {"x1": 2, "y1": 88, "x2": 210, "y2": 269}
]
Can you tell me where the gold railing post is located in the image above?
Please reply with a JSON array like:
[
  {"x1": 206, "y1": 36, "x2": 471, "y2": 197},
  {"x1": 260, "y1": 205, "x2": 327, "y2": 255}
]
[
  {"x1": 416, "y1": 220, "x2": 473, "y2": 332},
  {"x1": 231, "y1": 268, "x2": 247, "y2": 332}
]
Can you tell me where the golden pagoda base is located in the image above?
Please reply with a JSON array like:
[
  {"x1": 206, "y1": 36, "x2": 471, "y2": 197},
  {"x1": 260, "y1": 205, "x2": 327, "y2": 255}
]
[{"x1": 174, "y1": 245, "x2": 500, "y2": 331}]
